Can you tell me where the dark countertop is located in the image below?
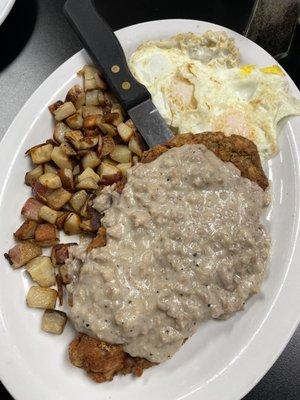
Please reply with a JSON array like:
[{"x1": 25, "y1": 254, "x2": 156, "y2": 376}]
[{"x1": 0, "y1": 1, "x2": 299, "y2": 399}]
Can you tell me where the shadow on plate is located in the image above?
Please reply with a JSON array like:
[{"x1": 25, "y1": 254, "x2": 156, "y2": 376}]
[{"x1": 0, "y1": 0, "x2": 38, "y2": 72}]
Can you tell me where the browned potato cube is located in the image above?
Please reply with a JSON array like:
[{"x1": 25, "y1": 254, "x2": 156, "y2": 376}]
[
  {"x1": 64, "y1": 213, "x2": 81, "y2": 235},
  {"x1": 48, "y1": 100, "x2": 63, "y2": 114},
  {"x1": 59, "y1": 264, "x2": 71, "y2": 284},
  {"x1": 30, "y1": 143, "x2": 53, "y2": 164},
  {"x1": 35, "y1": 224, "x2": 59, "y2": 247},
  {"x1": 55, "y1": 211, "x2": 69, "y2": 230},
  {"x1": 25, "y1": 165, "x2": 44, "y2": 187},
  {"x1": 41, "y1": 309, "x2": 67, "y2": 334},
  {"x1": 4, "y1": 242, "x2": 42, "y2": 269},
  {"x1": 26, "y1": 256, "x2": 56, "y2": 287},
  {"x1": 82, "y1": 151, "x2": 101, "y2": 170},
  {"x1": 82, "y1": 115, "x2": 102, "y2": 130},
  {"x1": 97, "y1": 122, "x2": 117, "y2": 137},
  {"x1": 38, "y1": 173, "x2": 62, "y2": 189},
  {"x1": 26, "y1": 286, "x2": 57, "y2": 309},
  {"x1": 51, "y1": 243, "x2": 75, "y2": 266},
  {"x1": 53, "y1": 102, "x2": 76, "y2": 121},
  {"x1": 58, "y1": 168, "x2": 74, "y2": 190},
  {"x1": 38, "y1": 205, "x2": 59, "y2": 224},
  {"x1": 53, "y1": 122, "x2": 71, "y2": 144},
  {"x1": 66, "y1": 112, "x2": 83, "y2": 130},
  {"x1": 73, "y1": 164, "x2": 81, "y2": 176},
  {"x1": 80, "y1": 219, "x2": 93, "y2": 232},
  {"x1": 14, "y1": 220, "x2": 37, "y2": 240},
  {"x1": 98, "y1": 135, "x2": 115, "y2": 158},
  {"x1": 44, "y1": 163, "x2": 58, "y2": 175},
  {"x1": 60, "y1": 141, "x2": 77, "y2": 156},
  {"x1": 117, "y1": 123, "x2": 134, "y2": 142},
  {"x1": 51, "y1": 145, "x2": 73, "y2": 170},
  {"x1": 32, "y1": 182, "x2": 52, "y2": 204},
  {"x1": 65, "y1": 130, "x2": 98, "y2": 150},
  {"x1": 78, "y1": 167, "x2": 100, "y2": 183},
  {"x1": 46, "y1": 188, "x2": 72, "y2": 210},
  {"x1": 69, "y1": 190, "x2": 88, "y2": 212},
  {"x1": 117, "y1": 162, "x2": 132, "y2": 177},
  {"x1": 81, "y1": 65, "x2": 107, "y2": 91},
  {"x1": 82, "y1": 105, "x2": 103, "y2": 118},
  {"x1": 110, "y1": 144, "x2": 132, "y2": 163},
  {"x1": 128, "y1": 134, "x2": 143, "y2": 157},
  {"x1": 75, "y1": 177, "x2": 98, "y2": 190},
  {"x1": 87, "y1": 227, "x2": 107, "y2": 251},
  {"x1": 98, "y1": 162, "x2": 122, "y2": 185},
  {"x1": 21, "y1": 198, "x2": 43, "y2": 221},
  {"x1": 65, "y1": 84, "x2": 85, "y2": 109},
  {"x1": 85, "y1": 89, "x2": 100, "y2": 106}
]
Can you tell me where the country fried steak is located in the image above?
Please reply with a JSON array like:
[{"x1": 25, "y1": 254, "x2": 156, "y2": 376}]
[{"x1": 69, "y1": 132, "x2": 268, "y2": 382}]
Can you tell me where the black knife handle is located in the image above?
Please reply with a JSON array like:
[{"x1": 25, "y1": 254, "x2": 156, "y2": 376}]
[{"x1": 64, "y1": 0, "x2": 151, "y2": 110}]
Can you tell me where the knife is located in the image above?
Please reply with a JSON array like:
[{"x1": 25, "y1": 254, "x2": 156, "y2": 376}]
[{"x1": 64, "y1": 0, "x2": 173, "y2": 148}]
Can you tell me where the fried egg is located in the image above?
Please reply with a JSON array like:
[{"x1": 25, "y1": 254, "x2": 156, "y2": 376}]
[{"x1": 129, "y1": 31, "x2": 300, "y2": 159}]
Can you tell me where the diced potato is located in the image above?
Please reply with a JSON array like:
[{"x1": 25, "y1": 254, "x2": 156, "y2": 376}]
[
  {"x1": 117, "y1": 122, "x2": 134, "y2": 142},
  {"x1": 51, "y1": 243, "x2": 75, "y2": 266},
  {"x1": 41, "y1": 309, "x2": 67, "y2": 334},
  {"x1": 56, "y1": 273, "x2": 64, "y2": 305},
  {"x1": 55, "y1": 211, "x2": 69, "y2": 229},
  {"x1": 82, "y1": 151, "x2": 101, "y2": 170},
  {"x1": 79, "y1": 199, "x2": 90, "y2": 218},
  {"x1": 69, "y1": 190, "x2": 88, "y2": 212},
  {"x1": 80, "y1": 219, "x2": 93, "y2": 232},
  {"x1": 65, "y1": 130, "x2": 98, "y2": 150},
  {"x1": 59, "y1": 264, "x2": 71, "y2": 284},
  {"x1": 82, "y1": 105, "x2": 103, "y2": 118},
  {"x1": 98, "y1": 135, "x2": 115, "y2": 158},
  {"x1": 78, "y1": 167, "x2": 100, "y2": 183},
  {"x1": 64, "y1": 213, "x2": 81, "y2": 235},
  {"x1": 125, "y1": 118, "x2": 137, "y2": 131},
  {"x1": 98, "y1": 162, "x2": 122, "y2": 185},
  {"x1": 48, "y1": 100, "x2": 63, "y2": 114},
  {"x1": 128, "y1": 135, "x2": 143, "y2": 157},
  {"x1": 76, "y1": 177, "x2": 98, "y2": 190},
  {"x1": 32, "y1": 182, "x2": 52, "y2": 204},
  {"x1": 73, "y1": 164, "x2": 81, "y2": 176},
  {"x1": 83, "y1": 115, "x2": 102, "y2": 130},
  {"x1": 53, "y1": 102, "x2": 76, "y2": 121},
  {"x1": 98, "y1": 122, "x2": 117, "y2": 137},
  {"x1": 44, "y1": 163, "x2": 58, "y2": 174},
  {"x1": 26, "y1": 256, "x2": 55, "y2": 287},
  {"x1": 60, "y1": 141, "x2": 77, "y2": 156},
  {"x1": 5, "y1": 242, "x2": 42, "y2": 269},
  {"x1": 88, "y1": 207, "x2": 102, "y2": 231},
  {"x1": 38, "y1": 173, "x2": 62, "y2": 189},
  {"x1": 26, "y1": 286, "x2": 57, "y2": 309},
  {"x1": 102, "y1": 157, "x2": 117, "y2": 166},
  {"x1": 117, "y1": 162, "x2": 132, "y2": 177},
  {"x1": 58, "y1": 168, "x2": 74, "y2": 190},
  {"x1": 81, "y1": 65, "x2": 107, "y2": 91},
  {"x1": 132, "y1": 155, "x2": 139, "y2": 165},
  {"x1": 51, "y1": 145, "x2": 73, "y2": 170},
  {"x1": 14, "y1": 220, "x2": 37, "y2": 240},
  {"x1": 35, "y1": 224, "x2": 59, "y2": 247},
  {"x1": 53, "y1": 122, "x2": 71, "y2": 144},
  {"x1": 25, "y1": 165, "x2": 44, "y2": 187},
  {"x1": 65, "y1": 84, "x2": 85, "y2": 109},
  {"x1": 87, "y1": 227, "x2": 107, "y2": 251},
  {"x1": 30, "y1": 143, "x2": 53, "y2": 164},
  {"x1": 110, "y1": 144, "x2": 132, "y2": 163},
  {"x1": 109, "y1": 105, "x2": 124, "y2": 126},
  {"x1": 85, "y1": 89, "x2": 100, "y2": 106},
  {"x1": 38, "y1": 205, "x2": 59, "y2": 224},
  {"x1": 66, "y1": 112, "x2": 83, "y2": 129},
  {"x1": 46, "y1": 188, "x2": 72, "y2": 210},
  {"x1": 21, "y1": 198, "x2": 43, "y2": 221}
]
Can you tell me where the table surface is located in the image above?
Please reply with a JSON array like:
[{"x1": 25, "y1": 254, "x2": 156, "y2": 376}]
[{"x1": 0, "y1": 0, "x2": 299, "y2": 399}]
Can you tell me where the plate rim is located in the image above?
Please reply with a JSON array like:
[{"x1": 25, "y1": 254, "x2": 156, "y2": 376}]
[
  {"x1": 0, "y1": 0, "x2": 15, "y2": 26},
  {"x1": 0, "y1": 18, "x2": 300, "y2": 400}
]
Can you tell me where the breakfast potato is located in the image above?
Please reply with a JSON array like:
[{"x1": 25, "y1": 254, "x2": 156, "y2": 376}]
[
  {"x1": 14, "y1": 220, "x2": 38, "y2": 240},
  {"x1": 70, "y1": 190, "x2": 88, "y2": 213},
  {"x1": 98, "y1": 135, "x2": 115, "y2": 158},
  {"x1": 25, "y1": 165, "x2": 44, "y2": 187},
  {"x1": 5, "y1": 242, "x2": 42, "y2": 269},
  {"x1": 128, "y1": 135, "x2": 143, "y2": 157},
  {"x1": 55, "y1": 211, "x2": 70, "y2": 230},
  {"x1": 80, "y1": 65, "x2": 107, "y2": 91},
  {"x1": 21, "y1": 198, "x2": 43, "y2": 221},
  {"x1": 117, "y1": 123, "x2": 134, "y2": 142},
  {"x1": 58, "y1": 168, "x2": 74, "y2": 190},
  {"x1": 82, "y1": 105, "x2": 103, "y2": 118},
  {"x1": 132, "y1": 155, "x2": 139, "y2": 165},
  {"x1": 66, "y1": 112, "x2": 84, "y2": 130},
  {"x1": 97, "y1": 122, "x2": 117, "y2": 137},
  {"x1": 80, "y1": 219, "x2": 93, "y2": 233},
  {"x1": 98, "y1": 162, "x2": 122, "y2": 185},
  {"x1": 53, "y1": 101, "x2": 76, "y2": 121},
  {"x1": 26, "y1": 256, "x2": 56, "y2": 287},
  {"x1": 56, "y1": 274, "x2": 64, "y2": 306},
  {"x1": 82, "y1": 151, "x2": 101, "y2": 170},
  {"x1": 41, "y1": 309, "x2": 67, "y2": 334},
  {"x1": 64, "y1": 213, "x2": 81, "y2": 235},
  {"x1": 48, "y1": 100, "x2": 63, "y2": 114},
  {"x1": 79, "y1": 199, "x2": 90, "y2": 218},
  {"x1": 85, "y1": 89, "x2": 101, "y2": 106},
  {"x1": 117, "y1": 162, "x2": 132, "y2": 177},
  {"x1": 38, "y1": 173, "x2": 62, "y2": 189},
  {"x1": 78, "y1": 167, "x2": 100, "y2": 183},
  {"x1": 51, "y1": 243, "x2": 75, "y2": 266},
  {"x1": 53, "y1": 122, "x2": 71, "y2": 144},
  {"x1": 32, "y1": 181, "x2": 52, "y2": 204},
  {"x1": 73, "y1": 164, "x2": 81, "y2": 176},
  {"x1": 60, "y1": 141, "x2": 77, "y2": 156},
  {"x1": 65, "y1": 84, "x2": 85, "y2": 109},
  {"x1": 65, "y1": 130, "x2": 98, "y2": 150},
  {"x1": 51, "y1": 145, "x2": 73, "y2": 170},
  {"x1": 30, "y1": 143, "x2": 54, "y2": 164},
  {"x1": 110, "y1": 144, "x2": 132, "y2": 163},
  {"x1": 38, "y1": 205, "x2": 59, "y2": 224},
  {"x1": 35, "y1": 223, "x2": 59, "y2": 247},
  {"x1": 46, "y1": 188, "x2": 72, "y2": 210},
  {"x1": 59, "y1": 264, "x2": 71, "y2": 284},
  {"x1": 76, "y1": 177, "x2": 98, "y2": 190},
  {"x1": 44, "y1": 163, "x2": 58, "y2": 175},
  {"x1": 88, "y1": 207, "x2": 102, "y2": 232},
  {"x1": 87, "y1": 227, "x2": 107, "y2": 251},
  {"x1": 82, "y1": 115, "x2": 102, "y2": 130},
  {"x1": 26, "y1": 286, "x2": 57, "y2": 309}
]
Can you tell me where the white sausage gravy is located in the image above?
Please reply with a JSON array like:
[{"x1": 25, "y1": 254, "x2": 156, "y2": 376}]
[{"x1": 67, "y1": 144, "x2": 270, "y2": 363}]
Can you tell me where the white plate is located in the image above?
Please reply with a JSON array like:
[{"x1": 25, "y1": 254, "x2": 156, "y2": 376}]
[
  {"x1": 0, "y1": 19, "x2": 300, "y2": 400},
  {"x1": 0, "y1": 0, "x2": 15, "y2": 25}
]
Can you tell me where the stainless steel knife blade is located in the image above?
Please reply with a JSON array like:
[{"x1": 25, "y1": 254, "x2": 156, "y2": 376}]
[{"x1": 128, "y1": 99, "x2": 174, "y2": 148}]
